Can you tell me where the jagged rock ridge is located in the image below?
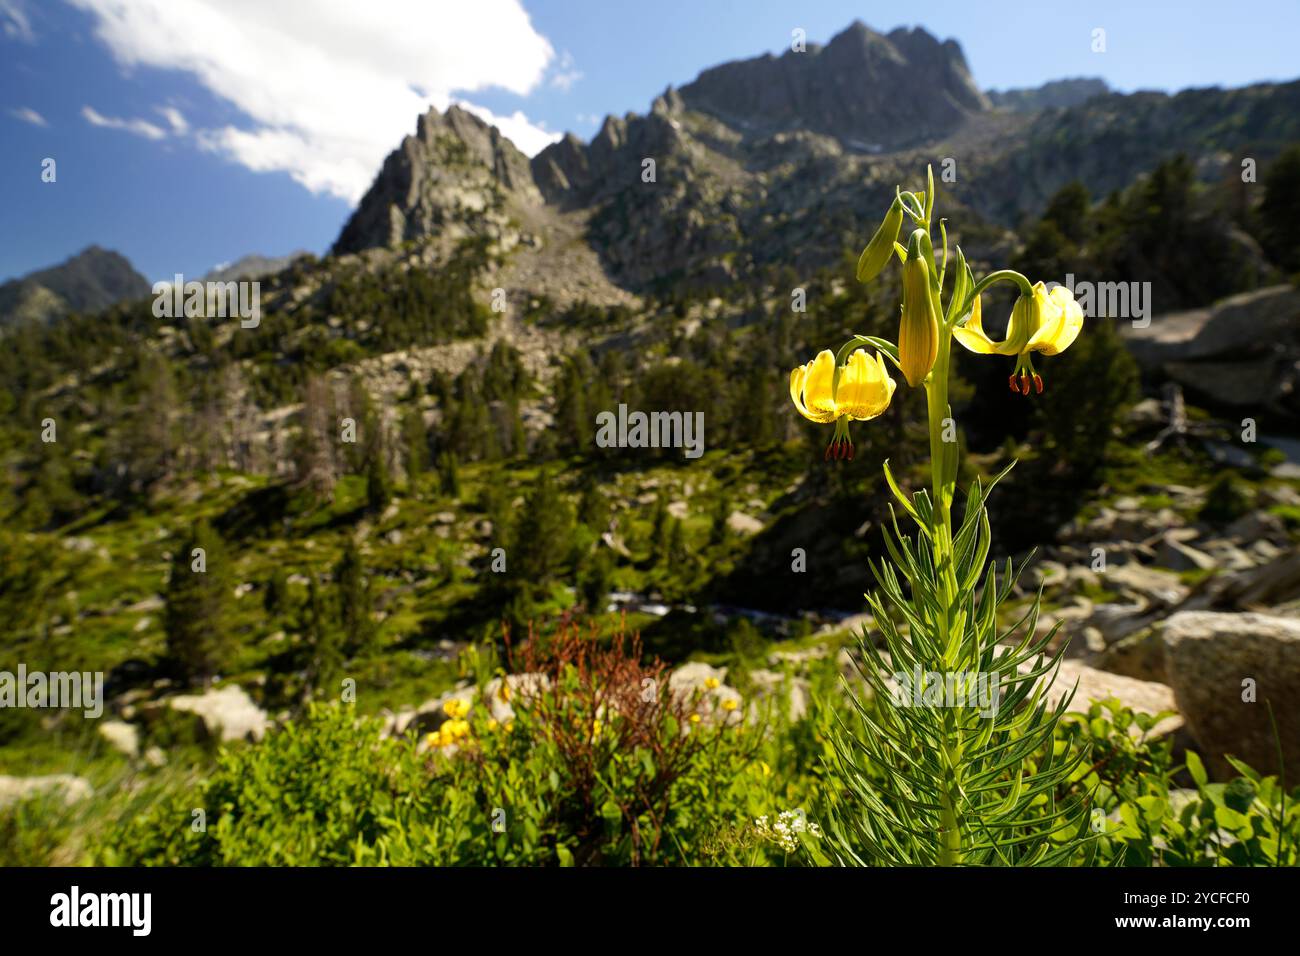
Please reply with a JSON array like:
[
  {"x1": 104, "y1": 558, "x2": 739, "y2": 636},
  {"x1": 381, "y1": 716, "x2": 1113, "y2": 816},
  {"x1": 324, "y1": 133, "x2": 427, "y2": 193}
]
[{"x1": 674, "y1": 22, "x2": 989, "y2": 150}]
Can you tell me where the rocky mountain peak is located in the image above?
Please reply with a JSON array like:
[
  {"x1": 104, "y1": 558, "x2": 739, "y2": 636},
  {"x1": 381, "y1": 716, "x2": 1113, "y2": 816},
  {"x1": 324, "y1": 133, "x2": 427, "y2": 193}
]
[
  {"x1": 333, "y1": 104, "x2": 542, "y2": 256},
  {"x1": 675, "y1": 20, "x2": 988, "y2": 150},
  {"x1": 0, "y1": 245, "x2": 150, "y2": 327}
]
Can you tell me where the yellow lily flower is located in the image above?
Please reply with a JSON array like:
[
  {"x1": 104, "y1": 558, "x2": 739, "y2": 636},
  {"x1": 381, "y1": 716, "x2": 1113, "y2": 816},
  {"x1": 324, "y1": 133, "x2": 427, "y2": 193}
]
[
  {"x1": 790, "y1": 348, "x2": 895, "y2": 460},
  {"x1": 952, "y1": 282, "x2": 1083, "y2": 394}
]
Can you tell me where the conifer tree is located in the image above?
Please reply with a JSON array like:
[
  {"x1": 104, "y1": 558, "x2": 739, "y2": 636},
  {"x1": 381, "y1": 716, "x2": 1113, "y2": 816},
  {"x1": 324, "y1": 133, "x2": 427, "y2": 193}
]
[
  {"x1": 438, "y1": 450, "x2": 460, "y2": 497},
  {"x1": 164, "y1": 521, "x2": 234, "y2": 686},
  {"x1": 512, "y1": 473, "x2": 575, "y2": 586},
  {"x1": 580, "y1": 549, "x2": 613, "y2": 613},
  {"x1": 294, "y1": 375, "x2": 337, "y2": 501},
  {"x1": 365, "y1": 427, "x2": 392, "y2": 513},
  {"x1": 264, "y1": 566, "x2": 289, "y2": 616},
  {"x1": 709, "y1": 493, "x2": 731, "y2": 547},
  {"x1": 335, "y1": 539, "x2": 376, "y2": 657},
  {"x1": 403, "y1": 408, "x2": 428, "y2": 486},
  {"x1": 303, "y1": 576, "x2": 344, "y2": 697},
  {"x1": 649, "y1": 492, "x2": 670, "y2": 558}
]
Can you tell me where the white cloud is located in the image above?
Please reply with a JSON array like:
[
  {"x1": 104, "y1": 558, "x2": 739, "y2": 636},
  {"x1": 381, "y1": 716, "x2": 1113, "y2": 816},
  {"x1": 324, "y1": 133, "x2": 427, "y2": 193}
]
[
  {"x1": 10, "y1": 105, "x2": 47, "y2": 126},
  {"x1": 550, "y1": 51, "x2": 582, "y2": 91},
  {"x1": 69, "y1": 0, "x2": 560, "y2": 202},
  {"x1": 82, "y1": 104, "x2": 167, "y2": 140},
  {"x1": 455, "y1": 101, "x2": 559, "y2": 158},
  {"x1": 156, "y1": 105, "x2": 188, "y2": 135},
  {"x1": 0, "y1": 0, "x2": 34, "y2": 42}
]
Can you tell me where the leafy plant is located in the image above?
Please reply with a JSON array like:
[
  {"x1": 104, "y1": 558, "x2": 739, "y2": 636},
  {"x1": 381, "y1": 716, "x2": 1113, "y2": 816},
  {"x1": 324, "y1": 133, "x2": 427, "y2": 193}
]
[{"x1": 794, "y1": 167, "x2": 1097, "y2": 865}]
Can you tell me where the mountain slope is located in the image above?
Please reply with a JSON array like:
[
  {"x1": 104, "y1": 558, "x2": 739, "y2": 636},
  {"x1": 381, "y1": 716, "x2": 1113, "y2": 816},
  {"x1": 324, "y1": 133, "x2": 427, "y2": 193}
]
[
  {"x1": 0, "y1": 246, "x2": 150, "y2": 327},
  {"x1": 331, "y1": 21, "x2": 1299, "y2": 299}
]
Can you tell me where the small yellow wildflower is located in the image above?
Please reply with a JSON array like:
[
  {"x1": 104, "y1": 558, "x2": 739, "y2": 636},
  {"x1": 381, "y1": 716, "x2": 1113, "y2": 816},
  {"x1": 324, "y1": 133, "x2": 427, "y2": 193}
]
[
  {"x1": 689, "y1": 713, "x2": 702, "y2": 724},
  {"x1": 704, "y1": 677, "x2": 720, "y2": 690},
  {"x1": 721, "y1": 698, "x2": 739, "y2": 712}
]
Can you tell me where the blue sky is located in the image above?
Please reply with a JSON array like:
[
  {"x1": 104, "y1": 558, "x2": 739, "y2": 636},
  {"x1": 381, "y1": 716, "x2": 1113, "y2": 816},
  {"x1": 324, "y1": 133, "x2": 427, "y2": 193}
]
[{"x1": 3, "y1": 0, "x2": 1299, "y2": 285}]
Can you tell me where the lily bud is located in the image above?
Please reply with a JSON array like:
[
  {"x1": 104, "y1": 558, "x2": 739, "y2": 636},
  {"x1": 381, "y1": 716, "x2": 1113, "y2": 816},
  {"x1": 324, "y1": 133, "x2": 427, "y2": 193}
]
[
  {"x1": 856, "y1": 197, "x2": 904, "y2": 283},
  {"x1": 898, "y1": 230, "x2": 939, "y2": 387}
]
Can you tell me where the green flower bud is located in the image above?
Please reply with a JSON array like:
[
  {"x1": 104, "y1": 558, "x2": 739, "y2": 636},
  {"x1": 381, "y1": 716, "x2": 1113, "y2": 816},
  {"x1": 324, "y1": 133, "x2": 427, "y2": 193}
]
[
  {"x1": 856, "y1": 197, "x2": 904, "y2": 283},
  {"x1": 898, "y1": 230, "x2": 939, "y2": 387}
]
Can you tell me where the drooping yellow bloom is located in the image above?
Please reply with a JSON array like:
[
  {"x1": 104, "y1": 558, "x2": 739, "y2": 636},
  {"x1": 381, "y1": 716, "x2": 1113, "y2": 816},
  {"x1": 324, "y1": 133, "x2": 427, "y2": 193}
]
[
  {"x1": 952, "y1": 282, "x2": 1083, "y2": 394},
  {"x1": 790, "y1": 348, "x2": 895, "y2": 459}
]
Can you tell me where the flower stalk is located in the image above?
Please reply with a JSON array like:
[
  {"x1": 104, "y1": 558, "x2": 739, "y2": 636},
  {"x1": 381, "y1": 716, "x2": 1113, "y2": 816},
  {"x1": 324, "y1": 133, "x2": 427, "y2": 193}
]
[{"x1": 794, "y1": 166, "x2": 1097, "y2": 866}]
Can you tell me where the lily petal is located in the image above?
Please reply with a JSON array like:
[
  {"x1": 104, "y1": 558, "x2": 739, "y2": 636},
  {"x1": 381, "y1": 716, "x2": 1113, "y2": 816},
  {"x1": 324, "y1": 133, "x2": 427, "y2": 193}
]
[
  {"x1": 789, "y1": 351, "x2": 838, "y2": 423},
  {"x1": 952, "y1": 294, "x2": 1002, "y2": 354},
  {"x1": 1031, "y1": 285, "x2": 1084, "y2": 355},
  {"x1": 838, "y1": 349, "x2": 894, "y2": 421}
]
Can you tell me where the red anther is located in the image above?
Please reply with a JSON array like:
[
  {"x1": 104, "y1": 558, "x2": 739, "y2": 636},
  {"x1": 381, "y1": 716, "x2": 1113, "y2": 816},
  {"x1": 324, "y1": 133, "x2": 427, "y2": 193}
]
[
  {"x1": 846, "y1": 442, "x2": 855, "y2": 461},
  {"x1": 824, "y1": 443, "x2": 833, "y2": 462},
  {"x1": 1033, "y1": 373, "x2": 1043, "y2": 394},
  {"x1": 1008, "y1": 373, "x2": 1019, "y2": 393}
]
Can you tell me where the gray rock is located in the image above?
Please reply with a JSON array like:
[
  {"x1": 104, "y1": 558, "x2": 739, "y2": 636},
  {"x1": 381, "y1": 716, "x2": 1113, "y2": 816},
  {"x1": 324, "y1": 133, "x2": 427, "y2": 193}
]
[
  {"x1": 1199, "y1": 540, "x2": 1257, "y2": 572},
  {"x1": 1122, "y1": 285, "x2": 1300, "y2": 417},
  {"x1": 1034, "y1": 661, "x2": 1182, "y2": 738},
  {"x1": 1155, "y1": 533, "x2": 1217, "y2": 573},
  {"x1": 482, "y1": 672, "x2": 550, "y2": 723},
  {"x1": 0, "y1": 774, "x2": 93, "y2": 808},
  {"x1": 1103, "y1": 563, "x2": 1190, "y2": 608},
  {"x1": 726, "y1": 511, "x2": 764, "y2": 535},
  {"x1": 1223, "y1": 510, "x2": 1287, "y2": 545},
  {"x1": 97, "y1": 720, "x2": 139, "y2": 757},
  {"x1": 1162, "y1": 611, "x2": 1300, "y2": 777},
  {"x1": 668, "y1": 662, "x2": 743, "y2": 724},
  {"x1": 747, "y1": 669, "x2": 810, "y2": 721},
  {"x1": 1095, "y1": 627, "x2": 1167, "y2": 684},
  {"x1": 1210, "y1": 546, "x2": 1300, "y2": 609},
  {"x1": 167, "y1": 684, "x2": 269, "y2": 743}
]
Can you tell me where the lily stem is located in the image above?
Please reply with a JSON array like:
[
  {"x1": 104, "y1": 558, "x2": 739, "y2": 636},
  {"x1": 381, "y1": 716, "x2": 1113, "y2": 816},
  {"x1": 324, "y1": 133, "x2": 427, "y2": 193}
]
[{"x1": 926, "y1": 303, "x2": 963, "y2": 865}]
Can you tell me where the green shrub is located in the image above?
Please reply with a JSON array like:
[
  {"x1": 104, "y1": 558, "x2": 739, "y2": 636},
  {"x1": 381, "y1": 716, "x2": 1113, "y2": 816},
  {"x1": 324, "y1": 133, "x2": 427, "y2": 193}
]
[
  {"x1": 0, "y1": 796, "x2": 76, "y2": 866},
  {"x1": 102, "y1": 622, "x2": 802, "y2": 866}
]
